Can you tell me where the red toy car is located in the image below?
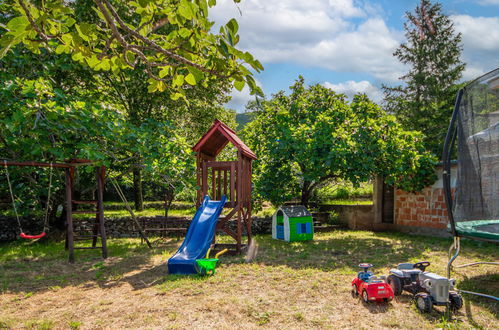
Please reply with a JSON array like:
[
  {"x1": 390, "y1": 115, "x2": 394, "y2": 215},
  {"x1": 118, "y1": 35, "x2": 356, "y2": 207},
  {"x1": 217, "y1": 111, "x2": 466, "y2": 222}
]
[{"x1": 351, "y1": 263, "x2": 394, "y2": 303}]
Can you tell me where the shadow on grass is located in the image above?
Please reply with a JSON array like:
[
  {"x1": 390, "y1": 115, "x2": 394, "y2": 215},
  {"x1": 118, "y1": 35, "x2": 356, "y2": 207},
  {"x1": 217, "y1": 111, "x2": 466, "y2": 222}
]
[
  {"x1": 457, "y1": 273, "x2": 499, "y2": 318},
  {"x1": 245, "y1": 230, "x2": 445, "y2": 272},
  {"x1": 0, "y1": 238, "x2": 179, "y2": 294}
]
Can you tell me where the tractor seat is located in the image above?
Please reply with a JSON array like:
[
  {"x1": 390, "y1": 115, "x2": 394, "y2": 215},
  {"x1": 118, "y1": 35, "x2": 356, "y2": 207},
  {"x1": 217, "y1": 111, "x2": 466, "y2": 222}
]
[
  {"x1": 358, "y1": 271, "x2": 374, "y2": 282},
  {"x1": 397, "y1": 263, "x2": 415, "y2": 270}
]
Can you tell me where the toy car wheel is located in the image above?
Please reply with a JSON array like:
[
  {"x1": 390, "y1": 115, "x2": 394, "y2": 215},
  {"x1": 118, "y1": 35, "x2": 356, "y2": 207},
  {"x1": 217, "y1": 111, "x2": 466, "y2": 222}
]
[
  {"x1": 362, "y1": 290, "x2": 370, "y2": 303},
  {"x1": 351, "y1": 284, "x2": 359, "y2": 298},
  {"x1": 387, "y1": 275, "x2": 403, "y2": 296},
  {"x1": 449, "y1": 291, "x2": 463, "y2": 311},
  {"x1": 415, "y1": 293, "x2": 433, "y2": 313}
]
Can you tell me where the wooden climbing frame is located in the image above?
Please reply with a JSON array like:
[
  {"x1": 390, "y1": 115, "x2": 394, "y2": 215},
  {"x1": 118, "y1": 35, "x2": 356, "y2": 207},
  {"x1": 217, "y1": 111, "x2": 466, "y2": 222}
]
[{"x1": 192, "y1": 120, "x2": 256, "y2": 253}]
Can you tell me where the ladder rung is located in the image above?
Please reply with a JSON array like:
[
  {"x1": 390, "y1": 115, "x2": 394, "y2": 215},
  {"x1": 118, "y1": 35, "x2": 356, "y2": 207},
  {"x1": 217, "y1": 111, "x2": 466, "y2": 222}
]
[
  {"x1": 72, "y1": 200, "x2": 98, "y2": 205},
  {"x1": 72, "y1": 210, "x2": 99, "y2": 214},
  {"x1": 74, "y1": 234, "x2": 100, "y2": 238}
]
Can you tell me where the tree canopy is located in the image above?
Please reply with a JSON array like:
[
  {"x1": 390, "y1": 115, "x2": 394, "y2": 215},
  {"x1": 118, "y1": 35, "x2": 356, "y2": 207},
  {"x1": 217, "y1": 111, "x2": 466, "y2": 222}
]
[
  {"x1": 244, "y1": 77, "x2": 437, "y2": 206},
  {"x1": 383, "y1": 0, "x2": 465, "y2": 155},
  {"x1": 0, "y1": 0, "x2": 263, "y2": 99}
]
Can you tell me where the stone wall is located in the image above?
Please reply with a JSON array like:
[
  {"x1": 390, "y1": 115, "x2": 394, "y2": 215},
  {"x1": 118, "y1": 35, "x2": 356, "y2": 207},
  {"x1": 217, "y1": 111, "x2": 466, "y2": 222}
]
[
  {"x1": 0, "y1": 217, "x2": 45, "y2": 241},
  {"x1": 0, "y1": 215, "x2": 272, "y2": 242},
  {"x1": 318, "y1": 204, "x2": 374, "y2": 230}
]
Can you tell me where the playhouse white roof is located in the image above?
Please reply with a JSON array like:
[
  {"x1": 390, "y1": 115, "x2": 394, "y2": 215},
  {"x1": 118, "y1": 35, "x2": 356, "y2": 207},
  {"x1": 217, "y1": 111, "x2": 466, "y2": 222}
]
[{"x1": 279, "y1": 205, "x2": 311, "y2": 218}]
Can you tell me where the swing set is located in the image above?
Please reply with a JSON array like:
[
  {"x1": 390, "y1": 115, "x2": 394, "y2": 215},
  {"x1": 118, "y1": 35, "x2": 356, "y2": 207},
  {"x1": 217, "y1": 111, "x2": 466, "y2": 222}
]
[
  {"x1": 2, "y1": 159, "x2": 153, "y2": 262},
  {"x1": 2, "y1": 159, "x2": 108, "y2": 262}
]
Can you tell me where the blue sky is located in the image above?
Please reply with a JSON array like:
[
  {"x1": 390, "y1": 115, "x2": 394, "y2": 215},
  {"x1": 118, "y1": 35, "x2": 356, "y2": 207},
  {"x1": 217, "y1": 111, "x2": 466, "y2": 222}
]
[{"x1": 209, "y1": 0, "x2": 499, "y2": 111}]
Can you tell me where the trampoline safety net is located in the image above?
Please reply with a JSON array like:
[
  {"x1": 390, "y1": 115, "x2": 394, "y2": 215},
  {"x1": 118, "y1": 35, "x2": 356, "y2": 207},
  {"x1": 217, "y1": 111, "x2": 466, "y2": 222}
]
[{"x1": 449, "y1": 68, "x2": 499, "y2": 242}]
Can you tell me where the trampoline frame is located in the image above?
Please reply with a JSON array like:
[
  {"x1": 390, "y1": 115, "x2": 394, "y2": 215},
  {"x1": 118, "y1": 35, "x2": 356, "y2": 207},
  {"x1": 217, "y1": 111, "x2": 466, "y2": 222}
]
[{"x1": 442, "y1": 71, "x2": 499, "y2": 302}]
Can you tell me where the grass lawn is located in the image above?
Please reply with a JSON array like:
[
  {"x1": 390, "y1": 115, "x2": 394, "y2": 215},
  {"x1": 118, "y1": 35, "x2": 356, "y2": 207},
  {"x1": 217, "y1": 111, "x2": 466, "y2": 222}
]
[{"x1": 0, "y1": 230, "x2": 497, "y2": 329}]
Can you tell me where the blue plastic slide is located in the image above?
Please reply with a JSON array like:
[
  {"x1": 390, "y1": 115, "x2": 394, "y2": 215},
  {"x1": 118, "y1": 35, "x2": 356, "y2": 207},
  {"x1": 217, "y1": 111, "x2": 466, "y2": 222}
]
[{"x1": 167, "y1": 195, "x2": 227, "y2": 275}]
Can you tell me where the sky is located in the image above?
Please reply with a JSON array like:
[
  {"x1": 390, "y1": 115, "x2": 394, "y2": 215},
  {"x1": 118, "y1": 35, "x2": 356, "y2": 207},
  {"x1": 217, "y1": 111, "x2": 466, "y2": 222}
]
[{"x1": 208, "y1": 0, "x2": 499, "y2": 112}]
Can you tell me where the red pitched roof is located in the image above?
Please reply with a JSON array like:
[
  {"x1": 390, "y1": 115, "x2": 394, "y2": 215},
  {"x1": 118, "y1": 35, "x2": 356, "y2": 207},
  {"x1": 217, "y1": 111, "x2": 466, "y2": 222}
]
[{"x1": 193, "y1": 120, "x2": 257, "y2": 160}]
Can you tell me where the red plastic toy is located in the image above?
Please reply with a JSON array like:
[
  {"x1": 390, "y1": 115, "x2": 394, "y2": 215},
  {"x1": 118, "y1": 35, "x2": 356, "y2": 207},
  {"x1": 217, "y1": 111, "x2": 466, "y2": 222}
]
[{"x1": 351, "y1": 263, "x2": 394, "y2": 303}]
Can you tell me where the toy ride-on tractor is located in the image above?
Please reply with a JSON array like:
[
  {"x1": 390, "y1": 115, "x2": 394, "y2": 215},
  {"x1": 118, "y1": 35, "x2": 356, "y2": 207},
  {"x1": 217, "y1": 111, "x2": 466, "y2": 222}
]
[
  {"x1": 387, "y1": 261, "x2": 463, "y2": 313},
  {"x1": 352, "y1": 263, "x2": 394, "y2": 303}
]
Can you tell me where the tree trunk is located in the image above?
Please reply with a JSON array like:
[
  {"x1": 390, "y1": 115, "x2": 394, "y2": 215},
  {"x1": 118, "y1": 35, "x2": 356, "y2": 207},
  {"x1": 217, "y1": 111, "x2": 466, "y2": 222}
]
[
  {"x1": 133, "y1": 167, "x2": 144, "y2": 211},
  {"x1": 164, "y1": 186, "x2": 174, "y2": 219},
  {"x1": 301, "y1": 181, "x2": 311, "y2": 207}
]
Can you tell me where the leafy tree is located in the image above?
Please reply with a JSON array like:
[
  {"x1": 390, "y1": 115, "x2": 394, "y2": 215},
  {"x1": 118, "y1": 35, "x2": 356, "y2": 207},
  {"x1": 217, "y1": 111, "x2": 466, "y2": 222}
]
[
  {"x1": 0, "y1": 1, "x2": 235, "y2": 211},
  {"x1": 0, "y1": 0, "x2": 263, "y2": 98},
  {"x1": 93, "y1": 64, "x2": 235, "y2": 210},
  {"x1": 244, "y1": 77, "x2": 437, "y2": 206},
  {"x1": 383, "y1": 0, "x2": 465, "y2": 155}
]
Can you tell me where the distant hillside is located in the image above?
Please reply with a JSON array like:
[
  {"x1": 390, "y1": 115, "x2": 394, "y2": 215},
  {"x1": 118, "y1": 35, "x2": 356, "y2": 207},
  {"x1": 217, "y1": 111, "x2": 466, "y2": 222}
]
[{"x1": 236, "y1": 112, "x2": 257, "y2": 131}]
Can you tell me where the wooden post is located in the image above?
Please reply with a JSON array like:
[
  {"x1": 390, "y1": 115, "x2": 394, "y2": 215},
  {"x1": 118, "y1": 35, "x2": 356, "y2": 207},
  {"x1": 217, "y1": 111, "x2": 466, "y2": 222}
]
[
  {"x1": 211, "y1": 167, "x2": 216, "y2": 199},
  {"x1": 230, "y1": 162, "x2": 235, "y2": 204},
  {"x1": 217, "y1": 170, "x2": 222, "y2": 200},
  {"x1": 97, "y1": 166, "x2": 108, "y2": 259},
  {"x1": 223, "y1": 170, "x2": 227, "y2": 198},
  {"x1": 65, "y1": 168, "x2": 75, "y2": 263},
  {"x1": 236, "y1": 151, "x2": 243, "y2": 252},
  {"x1": 202, "y1": 161, "x2": 208, "y2": 199},
  {"x1": 196, "y1": 154, "x2": 202, "y2": 208}
]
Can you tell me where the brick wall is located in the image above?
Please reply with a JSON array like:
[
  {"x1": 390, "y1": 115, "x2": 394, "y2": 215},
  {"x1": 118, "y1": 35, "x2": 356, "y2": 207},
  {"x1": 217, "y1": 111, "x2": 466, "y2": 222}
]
[{"x1": 394, "y1": 165, "x2": 456, "y2": 230}]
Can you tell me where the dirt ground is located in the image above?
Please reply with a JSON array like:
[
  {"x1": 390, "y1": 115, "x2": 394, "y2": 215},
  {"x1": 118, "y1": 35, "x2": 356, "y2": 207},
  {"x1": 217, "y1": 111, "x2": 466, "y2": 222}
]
[{"x1": 0, "y1": 231, "x2": 497, "y2": 329}]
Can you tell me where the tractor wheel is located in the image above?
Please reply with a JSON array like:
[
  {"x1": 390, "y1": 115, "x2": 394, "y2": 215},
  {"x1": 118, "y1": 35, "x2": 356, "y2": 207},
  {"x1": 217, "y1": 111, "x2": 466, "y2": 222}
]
[
  {"x1": 351, "y1": 284, "x2": 359, "y2": 298},
  {"x1": 362, "y1": 290, "x2": 370, "y2": 303},
  {"x1": 387, "y1": 275, "x2": 403, "y2": 296},
  {"x1": 449, "y1": 291, "x2": 463, "y2": 311},
  {"x1": 415, "y1": 293, "x2": 433, "y2": 313}
]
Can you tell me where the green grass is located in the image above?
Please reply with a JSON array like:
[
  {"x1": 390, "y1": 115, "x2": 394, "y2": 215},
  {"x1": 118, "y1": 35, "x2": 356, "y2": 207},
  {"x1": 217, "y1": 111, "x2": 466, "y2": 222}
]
[
  {"x1": 0, "y1": 231, "x2": 497, "y2": 329},
  {"x1": 320, "y1": 199, "x2": 373, "y2": 205}
]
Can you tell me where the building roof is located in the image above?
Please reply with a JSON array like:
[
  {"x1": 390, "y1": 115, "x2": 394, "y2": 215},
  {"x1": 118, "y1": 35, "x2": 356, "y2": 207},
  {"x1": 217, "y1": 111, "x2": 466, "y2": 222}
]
[
  {"x1": 278, "y1": 205, "x2": 311, "y2": 218},
  {"x1": 192, "y1": 119, "x2": 257, "y2": 160}
]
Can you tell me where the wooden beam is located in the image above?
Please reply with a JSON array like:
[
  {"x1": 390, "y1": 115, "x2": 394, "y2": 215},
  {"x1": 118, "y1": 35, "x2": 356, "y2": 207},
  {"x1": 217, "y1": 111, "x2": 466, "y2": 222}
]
[
  {"x1": 96, "y1": 166, "x2": 108, "y2": 259},
  {"x1": 205, "y1": 160, "x2": 237, "y2": 169},
  {"x1": 65, "y1": 168, "x2": 75, "y2": 263}
]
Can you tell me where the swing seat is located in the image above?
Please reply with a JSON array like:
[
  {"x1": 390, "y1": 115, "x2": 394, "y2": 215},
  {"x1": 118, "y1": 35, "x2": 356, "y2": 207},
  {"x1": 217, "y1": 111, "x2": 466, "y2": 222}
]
[{"x1": 20, "y1": 232, "x2": 46, "y2": 240}]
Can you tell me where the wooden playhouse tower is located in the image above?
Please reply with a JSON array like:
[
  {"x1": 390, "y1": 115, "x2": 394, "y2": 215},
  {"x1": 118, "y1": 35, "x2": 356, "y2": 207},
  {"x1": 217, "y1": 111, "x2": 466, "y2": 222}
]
[{"x1": 192, "y1": 120, "x2": 256, "y2": 253}]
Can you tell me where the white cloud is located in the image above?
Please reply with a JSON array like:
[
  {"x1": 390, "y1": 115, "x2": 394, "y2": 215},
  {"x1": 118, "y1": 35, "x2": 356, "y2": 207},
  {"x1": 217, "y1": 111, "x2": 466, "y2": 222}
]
[
  {"x1": 477, "y1": 0, "x2": 499, "y2": 5},
  {"x1": 451, "y1": 15, "x2": 499, "y2": 80},
  {"x1": 324, "y1": 80, "x2": 383, "y2": 103},
  {"x1": 210, "y1": 0, "x2": 404, "y2": 81}
]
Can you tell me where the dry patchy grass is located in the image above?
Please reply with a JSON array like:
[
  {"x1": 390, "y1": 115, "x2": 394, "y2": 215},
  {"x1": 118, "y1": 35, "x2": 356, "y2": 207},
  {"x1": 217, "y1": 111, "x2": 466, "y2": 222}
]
[{"x1": 0, "y1": 231, "x2": 497, "y2": 329}]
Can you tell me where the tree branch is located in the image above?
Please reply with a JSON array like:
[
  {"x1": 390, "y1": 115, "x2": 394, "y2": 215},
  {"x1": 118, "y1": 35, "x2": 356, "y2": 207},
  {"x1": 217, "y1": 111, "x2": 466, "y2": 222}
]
[
  {"x1": 18, "y1": 0, "x2": 58, "y2": 41},
  {"x1": 98, "y1": 0, "x2": 234, "y2": 78}
]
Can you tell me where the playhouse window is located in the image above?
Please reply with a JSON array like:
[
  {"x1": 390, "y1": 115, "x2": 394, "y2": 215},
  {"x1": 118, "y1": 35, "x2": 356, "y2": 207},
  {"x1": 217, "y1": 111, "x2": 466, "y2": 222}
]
[
  {"x1": 296, "y1": 222, "x2": 311, "y2": 234},
  {"x1": 276, "y1": 210, "x2": 284, "y2": 225}
]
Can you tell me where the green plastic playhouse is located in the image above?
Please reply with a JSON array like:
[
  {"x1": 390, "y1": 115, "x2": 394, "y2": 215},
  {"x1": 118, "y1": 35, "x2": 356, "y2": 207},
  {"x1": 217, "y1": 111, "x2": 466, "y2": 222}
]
[{"x1": 272, "y1": 205, "x2": 313, "y2": 242}]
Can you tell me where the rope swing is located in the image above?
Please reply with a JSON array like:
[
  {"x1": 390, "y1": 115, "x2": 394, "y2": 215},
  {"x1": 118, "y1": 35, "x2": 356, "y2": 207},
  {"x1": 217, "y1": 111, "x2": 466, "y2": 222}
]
[{"x1": 3, "y1": 160, "x2": 53, "y2": 239}]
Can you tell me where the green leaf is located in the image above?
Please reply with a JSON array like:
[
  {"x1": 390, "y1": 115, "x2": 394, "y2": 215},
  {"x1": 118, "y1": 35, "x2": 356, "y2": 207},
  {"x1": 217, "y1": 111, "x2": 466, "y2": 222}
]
[
  {"x1": 178, "y1": 28, "x2": 190, "y2": 38},
  {"x1": 185, "y1": 73, "x2": 197, "y2": 85},
  {"x1": 6, "y1": 16, "x2": 30, "y2": 33},
  {"x1": 159, "y1": 66, "x2": 170, "y2": 78},
  {"x1": 178, "y1": 2, "x2": 193, "y2": 20},
  {"x1": 187, "y1": 67, "x2": 204, "y2": 83},
  {"x1": 173, "y1": 74, "x2": 184, "y2": 87},
  {"x1": 234, "y1": 79, "x2": 245, "y2": 91},
  {"x1": 226, "y1": 18, "x2": 239, "y2": 35}
]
